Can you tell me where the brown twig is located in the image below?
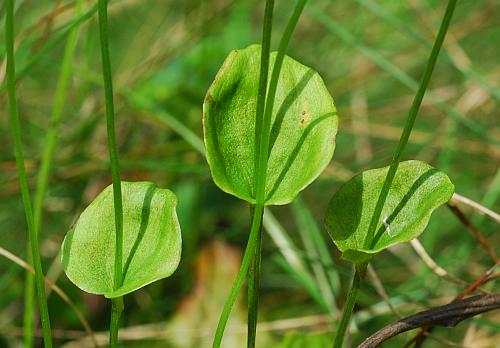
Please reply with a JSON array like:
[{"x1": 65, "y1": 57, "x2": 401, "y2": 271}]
[
  {"x1": 447, "y1": 202, "x2": 498, "y2": 262},
  {"x1": 457, "y1": 261, "x2": 499, "y2": 300},
  {"x1": 410, "y1": 239, "x2": 471, "y2": 289},
  {"x1": 409, "y1": 260, "x2": 499, "y2": 347},
  {"x1": 486, "y1": 272, "x2": 500, "y2": 282},
  {"x1": 357, "y1": 293, "x2": 500, "y2": 348},
  {"x1": 451, "y1": 193, "x2": 500, "y2": 224}
]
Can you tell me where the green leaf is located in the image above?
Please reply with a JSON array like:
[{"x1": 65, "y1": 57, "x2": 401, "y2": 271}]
[
  {"x1": 325, "y1": 160, "x2": 454, "y2": 264},
  {"x1": 203, "y1": 44, "x2": 338, "y2": 205},
  {"x1": 61, "y1": 181, "x2": 181, "y2": 298}
]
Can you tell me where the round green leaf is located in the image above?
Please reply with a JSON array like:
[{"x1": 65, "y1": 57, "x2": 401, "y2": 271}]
[
  {"x1": 61, "y1": 181, "x2": 181, "y2": 298},
  {"x1": 203, "y1": 44, "x2": 338, "y2": 205},
  {"x1": 325, "y1": 160, "x2": 454, "y2": 264}
]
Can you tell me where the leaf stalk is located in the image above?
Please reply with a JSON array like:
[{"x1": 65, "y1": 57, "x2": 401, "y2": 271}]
[
  {"x1": 97, "y1": 0, "x2": 124, "y2": 346},
  {"x1": 363, "y1": 0, "x2": 457, "y2": 250},
  {"x1": 211, "y1": 203, "x2": 265, "y2": 348},
  {"x1": 333, "y1": 0, "x2": 457, "y2": 345}
]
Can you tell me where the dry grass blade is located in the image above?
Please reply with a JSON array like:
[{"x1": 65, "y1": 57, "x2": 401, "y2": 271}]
[
  {"x1": 0, "y1": 246, "x2": 98, "y2": 348},
  {"x1": 59, "y1": 314, "x2": 333, "y2": 347},
  {"x1": 451, "y1": 193, "x2": 500, "y2": 224},
  {"x1": 410, "y1": 239, "x2": 471, "y2": 289}
]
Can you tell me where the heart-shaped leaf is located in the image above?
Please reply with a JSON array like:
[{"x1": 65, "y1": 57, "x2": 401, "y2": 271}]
[
  {"x1": 61, "y1": 181, "x2": 181, "y2": 298},
  {"x1": 203, "y1": 44, "x2": 338, "y2": 205},
  {"x1": 325, "y1": 160, "x2": 454, "y2": 264}
]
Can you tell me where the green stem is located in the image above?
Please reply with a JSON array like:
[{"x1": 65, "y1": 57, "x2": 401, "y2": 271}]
[
  {"x1": 5, "y1": 1, "x2": 53, "y2": 347},
  {"x1": 23, "y1": 254, "x2": 35, "y2": 347},
  {"x1": 247, "y1": 208, "x2": 263, "y2": 348},
  {"x1": 22, "y1": 1, "x2": 84, "y2": 345},
  {"x1": 247, "y1": 0, "x2": 274, "y2": 346},
  {"x1": 212, "y1": 204, "x2": 265, "y2": 348},
  {"x1": 332, "y1": 1, "x2": 457, "y2": 346},
  {"x1": 256, "y1": 0, "x2": 308, "y2": 204},
  {"x1": 97, "y1": 0, "x2": 124, "y2": 346},
  {"x1": 253, "y1": 0, "x2": 274, "y2": 192},
  {"x1": 109, "y1": 297, "x2": 124, "y2": 347},
  {"x1": 247, "y1": 0, "x2": 308, "y2": 339},
  {"x1": 212, "y1": 1, "x2": 308, "y2": 346},
  {"x1": 332, "y1": 265, "x2": 366, "y2": 348},
  {"x1": 363, "y1": 0, "x2": 457, "y2": 249}
]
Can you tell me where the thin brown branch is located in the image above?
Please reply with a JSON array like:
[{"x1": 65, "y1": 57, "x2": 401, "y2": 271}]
[
  {"x1": 410, "y1": 260, "x2": 499, "y2": 347},
  {"x1": 0, "y1": 245, "x2": 99, "y2": 348},
  {"x1": 410, "y1": 239, "x2": 471, "y2": 289},
  {"x1": 358, "y1": 293, "x2": 500, "y2": 348},
  {"x1": 451, "y1": 193, "x2": 500, "y2": 224},
  {"x1": 486, "y1": 272, "x2": 500, "y2": 282},
  {"x1": 447, "y1": 202, "x2": 498, "y2": 262},
  {"x1": 457, "y1": 261, "x2": 499, "y2": 300}
]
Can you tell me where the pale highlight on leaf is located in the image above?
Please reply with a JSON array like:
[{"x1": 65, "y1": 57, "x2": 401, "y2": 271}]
[
  {"x1": 325, "y1": 160, "x2": 454, "y2": 264},
  {"x1": 61, "y1": 181, "x2": 182, "y2": 298},
  {"x1": 203, "y1": 44, "x2": 338, "y2": 205}
]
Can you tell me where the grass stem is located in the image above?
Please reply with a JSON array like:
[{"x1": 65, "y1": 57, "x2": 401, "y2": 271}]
[
  {"x1": 247, "y1": 212, "x2": 263, "y2": 348},
  {"x1": 97, "y1": 0, "x2": 124, "y2": 346},
  {"x1": 332, "y1": 265, "x2": 366, "y2": 348},
  {"x1": 22, "y1": 1, "x2": 84, "y2": 345},
  {"x1": 5, "y1": 0, "x2": 53, "y2": 347},
  {"x1": 211, "y1": 204, "x2": 265, "y2": 348},
  {"x1": 23, "y1": 268, "x2": 35, "y2": 347}
]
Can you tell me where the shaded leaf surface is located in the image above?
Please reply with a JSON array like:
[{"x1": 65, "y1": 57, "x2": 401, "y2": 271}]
[
  {"x1": 203, "y1": 44, "x2": 338, "y2": 205},
  {"x1": 325, "y1": 161, "x2": 454, "y2": 263},
  {"x1": 62, "y1": 181, "x2": 181, "y2": 298}
]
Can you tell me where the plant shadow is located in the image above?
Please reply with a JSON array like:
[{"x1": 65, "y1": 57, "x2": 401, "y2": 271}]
[
  {"x1": 268, "y1": 68, "x2": 316, "y2": 156},
  {"x1": 331, "y1": 167, "x2": 439, "y2": 251},
  {"x1": 328, "y1": 171, "x2": 364, "y2": 243},
  {"x1": 253, "y1": 68, "x2": 316, "y2": 199},
  {"x1": 369, "y1": 168, "x2": 439, "y2": 248},
  {"x1": 265, "y1": 111, "x2": 337, "y2": 202},
  {"x1": 122, "y1": 184, "x2": 157, "y2": 284}
]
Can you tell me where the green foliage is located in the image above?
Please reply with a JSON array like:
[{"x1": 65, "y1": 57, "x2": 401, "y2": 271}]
[
  {"x1": 277, "y1": 332, "x2": 332, "y2": 348},
  {"x1": 203, "y1": 44, "x2": 338, "y2": 205},
  {"x1": 61, "y1": 181, "x2": 181, "y2": 298},
  {"x1": 1, "y1": 1, "x2": 499, "y2": 347},
  {"x1": 325, "y1": 160, "x2": 454, "y2": 264}
]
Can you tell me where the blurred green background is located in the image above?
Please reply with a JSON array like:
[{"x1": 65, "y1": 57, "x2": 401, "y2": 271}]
[{"x1": 0, "y1": 0, "x2": 499, "y2": 347}]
